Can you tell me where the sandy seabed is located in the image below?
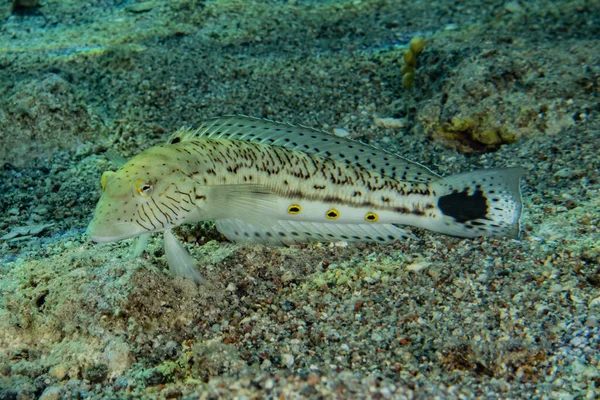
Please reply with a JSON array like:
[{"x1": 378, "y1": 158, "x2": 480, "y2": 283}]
[{"x1": 0, "y1": 0, "x2": 598, "y2": 398}]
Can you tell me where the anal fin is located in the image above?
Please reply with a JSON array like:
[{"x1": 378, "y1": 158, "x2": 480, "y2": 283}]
[{"x1": 215, "y1": 219, "x2": 413, "y2": 245}]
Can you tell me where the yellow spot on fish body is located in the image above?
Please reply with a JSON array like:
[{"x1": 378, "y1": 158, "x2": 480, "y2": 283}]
[
  {"x1": 326, "y1": 209, "x2": 340, "y2": 220},
  {"x1": 365, "y1": 212, "x2": 378, "y2": 222},
  {"x1": 288, "y1": 204, "x2": 301, "y2": 214}
]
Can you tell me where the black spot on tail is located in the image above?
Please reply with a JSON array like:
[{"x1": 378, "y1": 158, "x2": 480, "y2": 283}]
[{"x1": 438, "y1": 189, "x2": 488, "y2": 223}]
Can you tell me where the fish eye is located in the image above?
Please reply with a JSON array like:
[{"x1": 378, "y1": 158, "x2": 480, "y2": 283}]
[{"x1": 135, "y1": 179, "x2": 154, "y2": 197}]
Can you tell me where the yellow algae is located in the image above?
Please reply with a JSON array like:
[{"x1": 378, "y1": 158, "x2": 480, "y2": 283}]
[
  {"x1": 400, "y1": 36, "x2": 426, "y2": 89},
  {"x1": 402, "y1": 72, "x2": 415, "y2": 89},
  {"x1": 435, "y1": 115, "x2": 518, "y2": 152},
  {"x1": 403, "y1": 49, "x2": 417, "y2": 67},
  {"x1": 409, "y1": 37, "x2": 426, "y2": 55}
]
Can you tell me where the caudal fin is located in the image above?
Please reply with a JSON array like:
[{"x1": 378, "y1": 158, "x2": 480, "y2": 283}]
[{"x1": 431, "y1": 167, "x2": 525, "y2": 238}]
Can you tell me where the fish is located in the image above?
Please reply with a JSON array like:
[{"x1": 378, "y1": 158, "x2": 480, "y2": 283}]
[{"x1": 86, "y1": 116, "x2": 524, "y2": 283}]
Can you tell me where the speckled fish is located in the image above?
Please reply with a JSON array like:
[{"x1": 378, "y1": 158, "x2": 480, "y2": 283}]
[{"x1": 87, "y1": 116, "x2": 524, "y2": 283}]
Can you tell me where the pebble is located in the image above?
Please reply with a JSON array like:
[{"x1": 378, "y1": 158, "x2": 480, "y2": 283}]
[
  {"x1": 371, "y1": 332, "x2": 383, "y2": 342},
  {"x1": 39, "y1": 387, "x2": 61, "y2": 400},
  {"x1": 585, "y1": 315, "x2": 598, "y2": 327},
  {"x1": 226, "y1": 282, "x2": 237, "y2": 292},
  {"x1": 589, "y1": 297, "x2": 600, "y2": 308},
  {"x1": 504, "y1": 1, "x2": 524, "y2": 13},
  {"x1": 260, "y1": 359, "x2": 272, "y2": 370},
  {"x1": 281, "y1": 353, "x2": 294, "y2": 368},
  {"x1": 331, "y1": 128, "x2": 350, "y2": 137},
  {"x1": 405, "y1": 261, "x2": 431, "y2": 272},
  {"x1": 569, "y1": 336, "x2": 583, "y2": 347},
  {"x1": 263, "y1": 377, "x2": 274, "y2": 389},
  {"x1": 33, "y1": 206, "x2": 49, "y2": 215},
  {"x1": 125, "y1": 2, "x2": 154, "y2": 13},
  {"x1": 373, "y1": 117, "x2": 407, "y2": 129},
  {"x1": 49, "y1": 364, "x2": 68, "y2": 380},
  {"x1": 549, "y1": 283, "x2": 564, "y2": 293},
  {"x1": 553, "y1": 168, "x2": 574, "y2": 179}
]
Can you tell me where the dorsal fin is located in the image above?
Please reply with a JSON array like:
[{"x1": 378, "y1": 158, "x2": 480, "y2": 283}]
[{"x1": 168, "y1": 116, "x2": 441, "y2": 183}]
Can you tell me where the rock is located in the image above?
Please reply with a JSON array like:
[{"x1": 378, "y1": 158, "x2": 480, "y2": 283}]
[{"x1": 39, "y1": 387, "x2": 61, "y2": 400}]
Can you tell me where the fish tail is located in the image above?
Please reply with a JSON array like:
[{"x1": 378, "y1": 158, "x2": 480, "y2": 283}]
[{"x1": 429, "y1": 167, "x2": 525, "y2": 238}]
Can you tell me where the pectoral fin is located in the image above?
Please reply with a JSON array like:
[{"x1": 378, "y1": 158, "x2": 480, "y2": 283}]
[
  {"x1": 204, "y1": 184, "x2": 280, "y2": 228},
  {"x1": 164, "y1": 229, "x2": 203, "y2": 283},
  {"x1": 132, "y1": 233, "x2": 151, "y2": 258}
]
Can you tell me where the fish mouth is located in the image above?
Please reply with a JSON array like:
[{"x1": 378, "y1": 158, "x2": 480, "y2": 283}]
[{"x1": 86, "y1": 220, "x2": 149, "y2": 243}]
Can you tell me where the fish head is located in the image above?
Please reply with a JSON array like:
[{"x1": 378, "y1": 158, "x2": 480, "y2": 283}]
[{"x1": 86, "y1": 147, "x2": 197, "y2": 243}]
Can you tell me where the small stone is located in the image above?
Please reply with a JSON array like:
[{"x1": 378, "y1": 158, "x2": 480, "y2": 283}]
[
  {"x1": 371, "y1": 332, "x2": 383, "y2": 342},
  {"x1": 549, "y1": 283, "x2": 563, "y2": 293},
  {"x1": 373, "y1": 117, "x2": 407, "y2": 129},
  {"x1": 281, "y1": 353, "x2": 294, "y2": 368},
  {"x1": 49, "y1": 364, "x2": 68, "y2": 380},
  {"x1": 281, "y1": 272, "x2": 295, "y2": 283},
  {"x1": 145, "y1": 368, "x2": 169, "y2": 386},
  {"x1": 260, "y1": 359, "x2": 272, "y2": 370},
  {"x1": 553, "y1": 168, "x2": 574, "y2": 179},
  {"x1": 505, "y1": 1, "x2": 524, "y2": 13},
  {"x1": 126, "y1": 2, "x2": 154, "y2": 13},
  {"x1": 163, "y1": 388, "x2": 183, "y2": 399},
  {"x1": 589, "y1": 296, "x2": 600, "y2": 308},
  {"x1": 379, "y1": 387, "x2": 392, "y2": 399},
  {"x1": 536, "y1": 304, "x2": 550, "y2": 315},
  {"x1": 331, "y1": 128, "x2": 350, "y2": 137},
  {"x1": 570, "y1": 336, "x2": 584, "y2": 347},
  {"x1": 581, "y1": 246, "x2": 600, "y2": 264},
  {"x1": 84, "y1": 363, "x2": 109, "y2": 383},
  {"x1": 39, "y1": 387, "x2": 61, "y2": 400},
  {"x1": 406, "y1": 261, "x2": 431, "y2": 272},
  {"x1": 280, "y1": 299, "x2": 296, "y2": 312},
  {"x1": 33, "y1": 206, "x2": 49, "y2": 215},
  {"x1": 571, "y1": 360, "x2": 586, "y2": 375}
]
